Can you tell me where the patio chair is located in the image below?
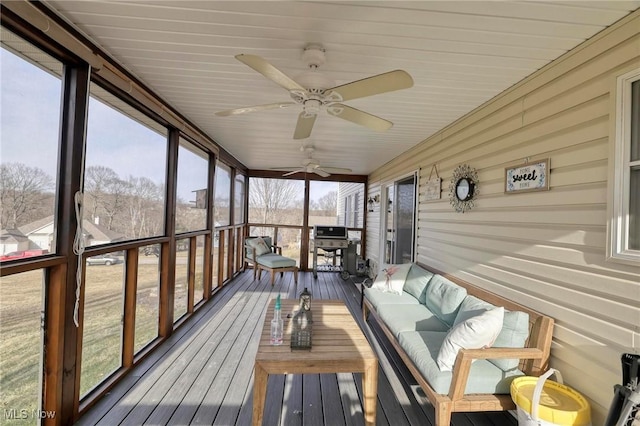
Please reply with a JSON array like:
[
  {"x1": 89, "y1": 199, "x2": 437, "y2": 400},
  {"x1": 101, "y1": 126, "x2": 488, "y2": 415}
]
[{"x1": 244, "y1": 236, "x2": 298, "y2": 286}]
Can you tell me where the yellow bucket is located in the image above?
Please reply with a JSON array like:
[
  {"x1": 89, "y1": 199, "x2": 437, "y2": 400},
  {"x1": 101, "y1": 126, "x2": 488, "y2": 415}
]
[{"x1": 510, "y1": 369, "x2": 591, "y2": 426}]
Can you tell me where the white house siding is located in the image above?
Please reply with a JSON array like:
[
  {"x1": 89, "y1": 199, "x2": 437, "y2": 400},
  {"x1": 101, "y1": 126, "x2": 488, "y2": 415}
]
[
  {"x1": 366, "y1": 11, "x2": 640, "y2": 424},
  {"x1": 337, "y1": 182, "x2": 365, "y2": 228}
]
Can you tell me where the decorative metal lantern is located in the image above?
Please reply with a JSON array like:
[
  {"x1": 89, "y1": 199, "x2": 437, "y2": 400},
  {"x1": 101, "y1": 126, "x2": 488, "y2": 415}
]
[
  {"x1": 299, "y1": 287, "x2": 312, "y2": 311},
  {"x1": 290, "y1": 309, "x2": 313, "y2": 350}
]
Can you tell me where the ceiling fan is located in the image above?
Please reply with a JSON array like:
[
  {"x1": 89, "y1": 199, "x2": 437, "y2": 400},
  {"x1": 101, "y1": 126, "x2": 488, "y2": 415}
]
[
  {"x1": 215, "y1": 44, "x2": 413, "y2": 139},
  {"x1": 271, "y1": 147, "x2": 352, "y2": 177}
]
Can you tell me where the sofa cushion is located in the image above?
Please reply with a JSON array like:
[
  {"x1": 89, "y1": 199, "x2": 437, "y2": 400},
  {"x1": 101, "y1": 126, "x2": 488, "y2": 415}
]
[
  {"x1": 491, "y1": 310, "x2": 530, "y2": 371},
  {"x1": 437, "y1": 307, "x2": 504, "y2": 372},
  {"x1": 398, "y1": 330, "x2": 524, "y2": 395},
  {"x1": 403, "y1": 264, "x2": 434, "y2": 303},
  {"x1": 423, "y1": 275, "x2": 467, "y2": 327},
  {"x1": 377, "y1": 304, "x2": 449, "y2": 338},
  {"x1": 453, "y1": 295, "x2": 495, "y2": 326},
  {"x1": 454, "y1": 295, "x2": 530, "y2": 371},
  {"x1": 256, "y1": 253, "x2": 296, "y2": 268},
  {"x1": 371, "y1": 263, "x2": 412, "y2": 295},
  {"x1": 364, "y1": 288, "x2": 420, "y2": 311}
]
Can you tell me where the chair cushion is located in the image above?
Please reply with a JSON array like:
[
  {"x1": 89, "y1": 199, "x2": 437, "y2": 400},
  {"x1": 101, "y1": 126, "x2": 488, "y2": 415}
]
[
  {"x1": 398, "y1": 330, "x2": 524, "y2": 395},
  {"x1": 423, "y1": 275, "x2": 467, "y2": 327},
  {"x1": 364, "y1": 288, "x2": 420, "y2": 310},
  {"x1": 403, "y1": 264, "x2": 434, "y2": 303},
  {"x1": 256, "y1": 253, "x2": 296, "y2": 268},
  {"x1": 454, "y1": 295, "x2": 530, "y2": 371},
  {"x1": 437, "y1": 307, "x2": 504, "y2": 372},
  {"x1": 377, "y1": 304, "x2": 449, "y2": 338},
  {"x1": 247, "y1": 237, "x2": 271, "y2": 256}
]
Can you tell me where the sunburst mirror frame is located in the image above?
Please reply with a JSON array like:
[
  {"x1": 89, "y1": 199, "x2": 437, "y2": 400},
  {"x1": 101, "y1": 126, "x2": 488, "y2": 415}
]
[{"x1": 449, "y1": 164, "x2": 479, "y2": 213}]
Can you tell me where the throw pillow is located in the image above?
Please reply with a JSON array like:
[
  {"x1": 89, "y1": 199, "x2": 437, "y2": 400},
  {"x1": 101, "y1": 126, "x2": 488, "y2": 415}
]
[
  {"x1": 248, "y1": 237, "x2": 271, "y2": 256},
  {"x1": 371, "y1": 263, "x2": 412, "y2": 295},
  {"x1": 436, "y1": 307, "x2": 504, "y2": 372}
]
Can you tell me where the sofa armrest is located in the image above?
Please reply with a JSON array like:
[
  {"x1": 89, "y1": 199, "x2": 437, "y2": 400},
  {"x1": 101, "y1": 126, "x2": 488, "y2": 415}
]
[{"x1": 448, "y1": 348, "x2": 545, "y2": 400}]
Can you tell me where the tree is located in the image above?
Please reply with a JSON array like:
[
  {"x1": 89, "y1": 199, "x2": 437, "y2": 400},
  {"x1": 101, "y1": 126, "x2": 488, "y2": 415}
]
[
  {"x1": 0, "y1": 162, "x2": 53, "y2": 229},
  {"x1": 84, "y1": 165, "x2": 121, "y2": 224},
  {"x1": 315, "y1": 190, "x2": 337, "y2": 216},
  {"x1": 248, "y1": 178, "x2": 303, "y2": 224},
  {"x1": 124, "y1": 176, "x2": 163, "y2": 239}
]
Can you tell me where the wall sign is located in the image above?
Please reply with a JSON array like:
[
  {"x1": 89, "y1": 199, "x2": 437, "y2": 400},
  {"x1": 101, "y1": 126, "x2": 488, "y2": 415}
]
[
  {"x1": 505, "y1": 158, "x2": 549, "y2": 194},
  {"x1": 424, "y1": 164, "x2": 441, "y2": 201}
]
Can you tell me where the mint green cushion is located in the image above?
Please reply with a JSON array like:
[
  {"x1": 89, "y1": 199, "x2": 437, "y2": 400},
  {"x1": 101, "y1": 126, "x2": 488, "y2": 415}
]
[
  {"x1": 377, "y1": 304, "x2": 449, "y2": 338},
  {"x1": 403, "y1": 264, "x2": 434, "y2": 303},
  {"x1": 423, "y1": 275, "x2": 467, "y2": 327},
  {"x1": 256, "y1": 253, "x2": 296, "y2": 268},
  {"x1": 364, "y1": 288, "x2": 419, "y2": 310},
  {"x1": 454, "y1": 295, "x2": 530, "y2": 371},
  {"x1": 398, "y1": 331, "x2": 524, "y2": 394},
  {"x1": 491, "y1": 310, "x2": 529, "y2": 371}
]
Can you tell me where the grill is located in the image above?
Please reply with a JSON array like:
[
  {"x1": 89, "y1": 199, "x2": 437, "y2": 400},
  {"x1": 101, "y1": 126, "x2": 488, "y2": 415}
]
[{"x1": 312, "y1": 226, "x2": 348, "y2": 278}]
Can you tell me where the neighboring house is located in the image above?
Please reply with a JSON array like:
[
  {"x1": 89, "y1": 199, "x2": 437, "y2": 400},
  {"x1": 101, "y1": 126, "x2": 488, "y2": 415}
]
[
  {"x1": 0, "y1": 229, "x2": 31, "y2": 254},
  {"x1": 18, "y1": 215, "x2": 125, "y2": 251},
  {"x1": 337, "y1": 182, "x2": 365, "y2": 229}
]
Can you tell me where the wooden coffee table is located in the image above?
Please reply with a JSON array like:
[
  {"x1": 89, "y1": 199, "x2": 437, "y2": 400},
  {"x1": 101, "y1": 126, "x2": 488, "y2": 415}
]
[{"x1": 253, "y1": 299, "x2": 378, "y2": 426}]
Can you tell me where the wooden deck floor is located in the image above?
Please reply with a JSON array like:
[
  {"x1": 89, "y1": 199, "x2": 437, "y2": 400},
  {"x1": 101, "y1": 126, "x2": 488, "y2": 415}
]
[{"x1": 76, "y1": 269, "x2": 517, "y2": 426}]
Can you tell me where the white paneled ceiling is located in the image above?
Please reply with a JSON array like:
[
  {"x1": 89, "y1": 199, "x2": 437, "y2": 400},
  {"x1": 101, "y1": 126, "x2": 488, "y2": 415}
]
[{"x1": 44, "y1": 1, "x2": 640, "y2": 175}]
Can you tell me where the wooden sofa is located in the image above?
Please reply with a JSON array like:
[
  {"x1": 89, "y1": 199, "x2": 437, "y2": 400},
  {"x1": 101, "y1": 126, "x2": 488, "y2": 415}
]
[{"x1": 362, "y1": 262, "x2": 554, "y2": 426}]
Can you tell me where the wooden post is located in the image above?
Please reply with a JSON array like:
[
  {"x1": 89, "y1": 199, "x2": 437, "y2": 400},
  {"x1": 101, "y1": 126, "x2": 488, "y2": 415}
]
[
  {"x1": 122, "y1": 248, "x2": 139, "y2": 367},
  {"x1": 159, "y1": 129, "x2": 179, "y2": 337},
  {"x1": 55, "y1": 64, "x2": 90, "y2": 425},
  {"x1": 187, "y1": 237, "x2": 196, "y2": 313}
]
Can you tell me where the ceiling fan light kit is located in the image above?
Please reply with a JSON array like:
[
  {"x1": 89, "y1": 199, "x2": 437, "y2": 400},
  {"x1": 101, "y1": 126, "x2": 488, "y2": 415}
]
[
  {"x1": 216, "y1": 43, "x2": 414, "y2": 140},
  {"x1": 270, "y1": 146, "x2": 352, "y2": 178}
]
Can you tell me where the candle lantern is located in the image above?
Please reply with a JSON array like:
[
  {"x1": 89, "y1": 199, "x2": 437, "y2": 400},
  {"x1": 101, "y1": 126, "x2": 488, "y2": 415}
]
[
  {"x1": 292, "y1": 287, "x2": 313, "y2": 350},
  {"x1": 299, "y1": 287, "x2": 311, "y2": 311},
  {"x1": 290, "y1": 309, "x2": 312, "y2": 350}
]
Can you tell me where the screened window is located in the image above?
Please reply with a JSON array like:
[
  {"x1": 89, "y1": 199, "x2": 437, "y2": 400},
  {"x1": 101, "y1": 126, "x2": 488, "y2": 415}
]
[
  {"x1": 610, "y1": 68, "x2": 640, "y2": 264},
  {"x1": 250, "y1": 178, "x2": 305, "y2": 226},
  {"x1": 81, "y1": 251, "x2": 125, "y2": 397},
  {"x1": 215, "y1": 162, "x2": 231, "y2": 226},
  {"x1": 0, "y1": 270, "x2": 45, "y2": 417},
  {"x1": 234, "y1": 174, "x2": 246, "y2": 224},
  {"x1": 84, "y1": 83, "x2": 167, "y2": 241},
  {"x1": 176, "y1": 140, "x2": 209, "y2": 233},
  {"x1": 135, "y1": 244, "x2": 160, "y2": 353},
  {"x1": 1, "y1": 30, "x2": 62, "y2": 260}
]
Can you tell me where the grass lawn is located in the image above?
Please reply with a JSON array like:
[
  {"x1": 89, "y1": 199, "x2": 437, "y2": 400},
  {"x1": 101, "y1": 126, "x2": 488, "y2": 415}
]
[{"x1": 1, "y1": 246, "x2": 212, "y2": 423}]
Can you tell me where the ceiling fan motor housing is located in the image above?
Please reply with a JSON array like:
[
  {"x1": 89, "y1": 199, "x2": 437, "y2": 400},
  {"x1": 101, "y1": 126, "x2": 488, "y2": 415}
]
[{"x1": 302, "y1": 44, "x2": 326, "y2": 67}]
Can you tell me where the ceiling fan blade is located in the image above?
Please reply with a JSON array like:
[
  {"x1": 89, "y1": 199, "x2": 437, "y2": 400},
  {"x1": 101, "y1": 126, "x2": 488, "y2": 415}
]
[
  {"x1": 326, "y1": 70, "x2": 413, "y2": 102},
  {"x1": 313, "y1": 168, "x2": 331, "y2": 178},
  {"x1": 319, "y1": 166, "x2": 352, "y2": 174},
  {"x1": 327, "y1": 104, "x2": 392, "y2": 132},
  {"x1": 235, "y1": 54, "x2": 305, "y2": 92},
  {"x1": 215, "y1": 102, "x2": 296, "y2": 117},
  {"x1": 293, "y1": 112, "x2": 317, "y2": 139},
  {"x1": 282, "y1": 169, "x2": 305, "y2": 177}
]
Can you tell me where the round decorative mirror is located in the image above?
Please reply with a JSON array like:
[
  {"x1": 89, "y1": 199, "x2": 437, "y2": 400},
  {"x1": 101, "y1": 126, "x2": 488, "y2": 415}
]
[{"x1": 449, "y1": 164, "x2": 478, "y2": 213}]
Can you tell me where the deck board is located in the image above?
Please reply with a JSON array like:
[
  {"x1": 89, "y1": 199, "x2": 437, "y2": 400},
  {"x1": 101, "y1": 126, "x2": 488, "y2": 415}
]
[{"x1": 76, "y1": 269, "x2": 517, "y2": 426}]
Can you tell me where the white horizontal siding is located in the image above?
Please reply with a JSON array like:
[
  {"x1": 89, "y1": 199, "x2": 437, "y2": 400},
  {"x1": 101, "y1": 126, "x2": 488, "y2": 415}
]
[{"x1": 367, "y1": 11, "x2": 640, "y2": 424}]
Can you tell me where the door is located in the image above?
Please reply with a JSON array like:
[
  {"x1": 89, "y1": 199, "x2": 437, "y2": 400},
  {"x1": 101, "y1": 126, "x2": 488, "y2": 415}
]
[{"x1": 383, "y1": 174, "x2": 417, "y2": 264}]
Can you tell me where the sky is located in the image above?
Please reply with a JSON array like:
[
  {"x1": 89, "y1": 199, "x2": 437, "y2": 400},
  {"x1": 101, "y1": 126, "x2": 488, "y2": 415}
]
[{"x1": 1, "y1": 44, "x2": 340, "y2": 205}]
